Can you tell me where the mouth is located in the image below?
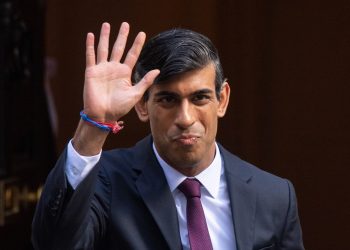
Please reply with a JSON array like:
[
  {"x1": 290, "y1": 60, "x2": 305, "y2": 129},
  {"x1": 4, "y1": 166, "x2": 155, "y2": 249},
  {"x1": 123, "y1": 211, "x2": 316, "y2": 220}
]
[{"x1": 172, "y1": 134, "x2": 200, "y2": 146}]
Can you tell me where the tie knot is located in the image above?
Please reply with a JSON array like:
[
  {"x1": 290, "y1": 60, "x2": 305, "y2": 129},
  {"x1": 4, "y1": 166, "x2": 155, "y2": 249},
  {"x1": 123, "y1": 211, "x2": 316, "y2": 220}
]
[{"x1": 178, "y1": 178, "x2": 201, "y2": 198}]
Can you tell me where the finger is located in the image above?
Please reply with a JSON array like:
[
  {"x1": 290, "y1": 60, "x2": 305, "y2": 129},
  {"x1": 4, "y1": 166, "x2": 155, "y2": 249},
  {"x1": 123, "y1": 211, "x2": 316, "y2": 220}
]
[
  {"x1": 86, "y1": 33, "x2": 95, "y2": 67},
  {"x1": 110, "y1": 22, "x2": 130, "y2": 62},
  {"x1": 133, "y1": 69, "x2": 160, "y2": 96},
  {"x1": 124, "y1": 31, "x2": 146, "y2": 69},
  {"x1": 97, "y1": 22, "x2": 111, "y2": 63}
]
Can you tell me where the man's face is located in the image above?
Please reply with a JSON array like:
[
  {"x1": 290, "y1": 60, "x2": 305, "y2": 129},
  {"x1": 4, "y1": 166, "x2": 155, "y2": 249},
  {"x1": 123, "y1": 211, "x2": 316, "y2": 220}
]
[{"x1": 136, "y1": 63, "x2": 230, "y2": 176}]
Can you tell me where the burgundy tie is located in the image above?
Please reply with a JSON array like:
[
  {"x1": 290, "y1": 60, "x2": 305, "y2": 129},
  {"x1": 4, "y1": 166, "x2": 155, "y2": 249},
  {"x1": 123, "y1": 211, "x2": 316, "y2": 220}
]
[{"x1": 178, "y1": 178, "x2": 213, "y2": 250}]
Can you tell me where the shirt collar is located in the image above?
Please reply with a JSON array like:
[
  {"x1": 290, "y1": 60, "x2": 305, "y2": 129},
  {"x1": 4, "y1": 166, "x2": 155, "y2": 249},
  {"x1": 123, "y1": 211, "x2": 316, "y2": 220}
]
[{"x1": 152, "y1": 143, "x2": 223, "y2": 198}]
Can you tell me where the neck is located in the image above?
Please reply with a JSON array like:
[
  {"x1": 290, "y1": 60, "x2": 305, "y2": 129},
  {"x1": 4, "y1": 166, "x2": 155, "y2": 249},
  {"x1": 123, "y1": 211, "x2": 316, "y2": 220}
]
[{"x1": 153, "y1": 142, "x2": 217, "y2": 177}]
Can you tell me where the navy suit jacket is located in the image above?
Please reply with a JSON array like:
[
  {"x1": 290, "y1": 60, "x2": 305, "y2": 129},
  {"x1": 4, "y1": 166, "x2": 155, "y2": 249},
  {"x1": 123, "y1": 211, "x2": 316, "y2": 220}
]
[{"x1": 32, "y1": 135, "x2": 304, "y2": 250}]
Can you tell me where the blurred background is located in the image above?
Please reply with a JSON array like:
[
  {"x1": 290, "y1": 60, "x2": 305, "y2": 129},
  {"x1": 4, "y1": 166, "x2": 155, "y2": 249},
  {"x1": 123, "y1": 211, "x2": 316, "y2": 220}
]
[{"x1": 0, "y1": 0, "x2": 349, "y2": 249}]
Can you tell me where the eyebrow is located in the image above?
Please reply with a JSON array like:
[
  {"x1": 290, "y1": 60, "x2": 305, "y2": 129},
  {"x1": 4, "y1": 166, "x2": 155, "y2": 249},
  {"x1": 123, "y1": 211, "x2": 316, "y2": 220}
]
[
  {"x1": 191, "y1": 89, "x2": 214, "y2": 96},
  {"x1": 154, "y1": 88, "x2": 214, "y2": 98},
  {"x1": 154, "y1": 91, "x2": 180, "y2": 98}
]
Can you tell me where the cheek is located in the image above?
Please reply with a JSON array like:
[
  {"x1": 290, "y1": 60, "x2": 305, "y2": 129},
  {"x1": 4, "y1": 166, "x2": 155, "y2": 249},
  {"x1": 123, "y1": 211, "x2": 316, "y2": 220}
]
[
  {"x1": 149, "y1": 110, "x2": 173, "y2": 135},
  {"x1": 204, "y1": 119, "x2": 218, "y2": 140},
  {"x1": 199, "y1": 122, "x2": 218, "y2": 147},
  {"x1": 200, "y1": 109, "x2": 218, "y2": 133}
]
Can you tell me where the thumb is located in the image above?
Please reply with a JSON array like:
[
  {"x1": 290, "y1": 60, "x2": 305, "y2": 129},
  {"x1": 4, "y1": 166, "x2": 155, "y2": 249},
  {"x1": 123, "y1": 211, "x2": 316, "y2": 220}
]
[{"x1": 133, "y1": 69, "x2": 160, "y2": 95}]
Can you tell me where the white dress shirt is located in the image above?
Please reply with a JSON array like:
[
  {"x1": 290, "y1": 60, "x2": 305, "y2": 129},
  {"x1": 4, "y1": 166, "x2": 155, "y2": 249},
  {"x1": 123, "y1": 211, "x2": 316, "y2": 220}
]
[
  {"x1": 65, "y1": 140, "x2": 237, "y2": 249},
  {"x1": 153, "y1": 143, "x2": 236, "y2": 250}
]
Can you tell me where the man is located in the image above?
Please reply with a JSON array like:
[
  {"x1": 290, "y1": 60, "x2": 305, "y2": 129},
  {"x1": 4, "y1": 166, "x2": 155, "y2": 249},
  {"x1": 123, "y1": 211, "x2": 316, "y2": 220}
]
[{"x1": 32, "y1": 22, "x2": 304, "y2": 250}]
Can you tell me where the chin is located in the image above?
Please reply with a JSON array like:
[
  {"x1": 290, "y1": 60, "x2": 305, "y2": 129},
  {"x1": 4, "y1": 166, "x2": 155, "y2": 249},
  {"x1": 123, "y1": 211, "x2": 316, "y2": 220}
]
[{"x1": 172, "y1": 152, "x2": 203, "y2": 168}]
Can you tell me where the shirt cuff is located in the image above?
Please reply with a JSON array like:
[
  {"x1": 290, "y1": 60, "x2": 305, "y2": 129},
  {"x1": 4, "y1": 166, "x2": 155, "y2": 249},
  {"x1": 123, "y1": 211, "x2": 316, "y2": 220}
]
[{"x1": 65, "y1": 139, "x2": 101, "y2": 189}]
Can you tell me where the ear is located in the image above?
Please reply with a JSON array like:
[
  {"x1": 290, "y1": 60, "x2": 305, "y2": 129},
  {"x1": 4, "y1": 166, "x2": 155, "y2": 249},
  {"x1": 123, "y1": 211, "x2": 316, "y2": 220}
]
[
  {"x1": 217, "y1": 81, "x2": 230, "y2": 118},
  {"x1": 135, "y1": 99, "x2": 149, "y2": 122}
]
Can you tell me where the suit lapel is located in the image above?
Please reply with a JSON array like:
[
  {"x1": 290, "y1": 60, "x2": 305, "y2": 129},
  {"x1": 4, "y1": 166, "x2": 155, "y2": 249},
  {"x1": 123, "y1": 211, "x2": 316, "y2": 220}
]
[
  {"x1": 219, "y1": 145, "x2": 256, "y2": 250},
  {"x1": 133, "y1": 136, "x2": 182, "y2": 250}
]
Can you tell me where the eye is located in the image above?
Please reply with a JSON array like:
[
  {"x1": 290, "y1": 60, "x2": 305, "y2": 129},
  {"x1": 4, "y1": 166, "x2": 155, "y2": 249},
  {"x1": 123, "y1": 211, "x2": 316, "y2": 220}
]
[
  {"x1": 192, "y1": 94, "x2": 210, "y2": 105},
  {"x1": 157, "y1": 96, "x2": 176, "y2": 103},
  {"x1": 155, "y1": 95, "x2": 179, "y2": 108}
]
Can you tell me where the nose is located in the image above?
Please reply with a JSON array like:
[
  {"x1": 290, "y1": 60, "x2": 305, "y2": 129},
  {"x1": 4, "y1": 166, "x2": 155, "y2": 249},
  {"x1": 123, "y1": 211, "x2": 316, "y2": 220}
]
[{"x1": 174, "y1": 100, "x2": 195, "y2": 129}]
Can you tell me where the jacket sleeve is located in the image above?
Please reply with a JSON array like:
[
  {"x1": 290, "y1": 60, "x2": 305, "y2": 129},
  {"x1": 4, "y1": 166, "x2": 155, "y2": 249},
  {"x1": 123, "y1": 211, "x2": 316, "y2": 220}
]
[
  {"x1": 31, "y1": 147, "x2": 111, "y2": 250},
  {"x1": 278, "y1": 180, "x2": 305, "y2": 250}
]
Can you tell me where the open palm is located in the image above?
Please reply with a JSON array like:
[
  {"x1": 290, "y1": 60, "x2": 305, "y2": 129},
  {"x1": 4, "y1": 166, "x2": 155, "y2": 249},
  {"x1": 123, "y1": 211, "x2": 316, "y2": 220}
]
[{"x1": 83, "y1": 22, "x2": 159, "y2": 122}]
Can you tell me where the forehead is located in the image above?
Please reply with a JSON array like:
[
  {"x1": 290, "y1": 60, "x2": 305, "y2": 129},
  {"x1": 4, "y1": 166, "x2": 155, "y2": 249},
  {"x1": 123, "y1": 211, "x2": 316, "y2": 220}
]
[{"x1": 149, "y1": 63, "x2": 216, "y2": 95}]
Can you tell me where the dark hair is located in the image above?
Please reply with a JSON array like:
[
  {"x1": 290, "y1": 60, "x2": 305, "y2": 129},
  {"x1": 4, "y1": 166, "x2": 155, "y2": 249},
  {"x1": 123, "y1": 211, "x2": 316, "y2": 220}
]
[{"x1": 133, "y1": 28, "x2": 225, "y2": 100}]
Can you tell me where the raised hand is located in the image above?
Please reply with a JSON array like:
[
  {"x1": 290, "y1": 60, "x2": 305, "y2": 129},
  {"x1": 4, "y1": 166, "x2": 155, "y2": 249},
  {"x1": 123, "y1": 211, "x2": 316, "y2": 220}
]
[
  {"x1": 83, "y1": 22, "x2": 159, "y2": 122},
  {"x1": 73, "y1": 22, "x2": 159, "y2": 155}
]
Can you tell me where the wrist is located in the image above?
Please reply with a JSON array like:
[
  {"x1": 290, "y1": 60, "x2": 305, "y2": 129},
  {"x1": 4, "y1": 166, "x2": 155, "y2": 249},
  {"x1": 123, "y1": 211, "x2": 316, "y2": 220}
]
[
  {"x1": 80, "y1": 110, "x2": 124, "y2": 134},
  {"x1": 72, "y1": 120, "x2": 109, "y2": 156}
]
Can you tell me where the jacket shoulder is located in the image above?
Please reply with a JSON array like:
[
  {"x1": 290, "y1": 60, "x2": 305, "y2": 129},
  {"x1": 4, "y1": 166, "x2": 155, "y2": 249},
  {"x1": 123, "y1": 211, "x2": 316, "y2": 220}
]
[{"x1": 219, "y1": 144, "x2": 293, "y2": 200}]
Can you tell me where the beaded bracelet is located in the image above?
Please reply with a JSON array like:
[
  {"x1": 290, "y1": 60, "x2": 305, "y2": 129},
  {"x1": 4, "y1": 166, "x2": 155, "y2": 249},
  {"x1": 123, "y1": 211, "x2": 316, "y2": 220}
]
[{"x1": 80, "y1": 111, "x2": 124, "y2": 134}]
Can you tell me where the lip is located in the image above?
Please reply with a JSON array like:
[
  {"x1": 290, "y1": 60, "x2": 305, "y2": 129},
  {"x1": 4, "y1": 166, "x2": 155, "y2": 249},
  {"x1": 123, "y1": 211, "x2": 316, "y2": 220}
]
[{"x1": 172, "y1": 134, "x2": 200, "y2": 146}]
